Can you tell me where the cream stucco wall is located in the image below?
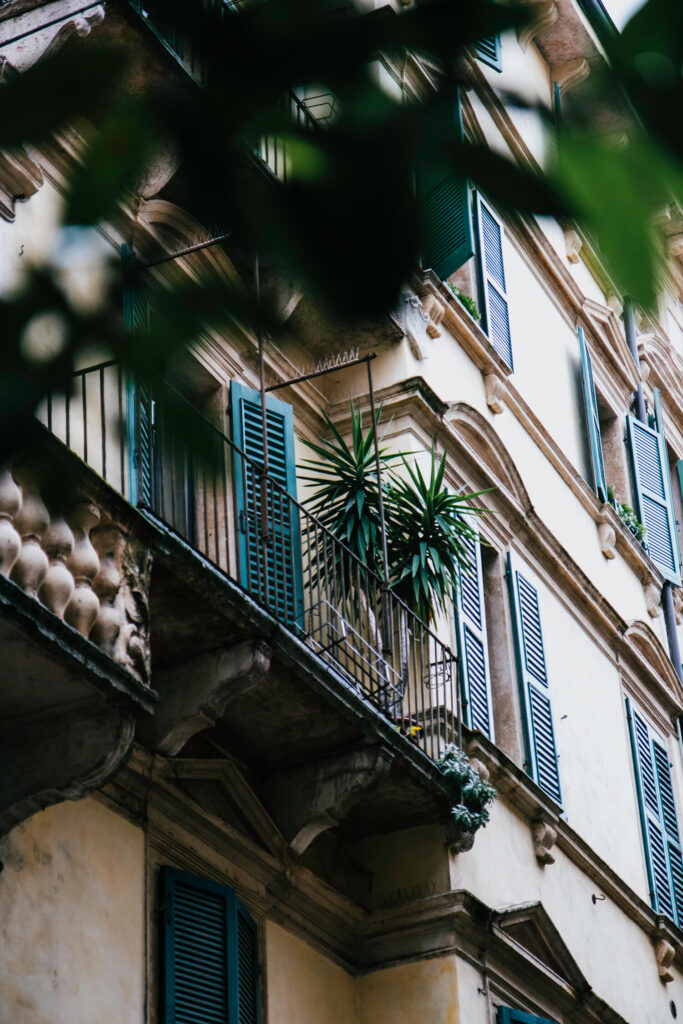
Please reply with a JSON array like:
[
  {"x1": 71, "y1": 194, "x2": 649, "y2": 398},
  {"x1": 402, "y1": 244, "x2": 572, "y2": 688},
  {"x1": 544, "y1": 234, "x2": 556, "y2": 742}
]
[
  {"x1": 266, "y1": 921, "x2": 357, "y2": 1024},
  {"x1": 0, "y1": 798, "x2": 145, "y2": 1024}
]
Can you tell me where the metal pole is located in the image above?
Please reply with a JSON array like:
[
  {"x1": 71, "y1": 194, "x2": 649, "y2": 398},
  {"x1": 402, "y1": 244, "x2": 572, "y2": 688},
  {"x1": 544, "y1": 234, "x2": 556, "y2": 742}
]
[
  {"x1": 366, "y1": 357, "x2": 393, "y2": 655},
  {"x1": 140, "y1": 233, "x2": 232, "y2": 270},
  {"x1": 663, "y1": 582, "x2": 683, "y2": 685},
  {"x1": 624, "y1": 297, "x2": 647, "y2": 423}
]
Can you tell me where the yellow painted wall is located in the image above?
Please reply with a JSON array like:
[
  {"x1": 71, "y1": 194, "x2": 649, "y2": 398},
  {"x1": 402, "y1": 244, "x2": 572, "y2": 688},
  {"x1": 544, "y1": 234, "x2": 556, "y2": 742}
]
[
  {"x1": 0, "y1": 798, "x2": 145, "y2": 1024},
  {"x1": 266, "y1": 921, "x2": 357, "y2": 1024},
  {"x1": 357, "y1": 956, "x2": 459, "y2": 1024}
]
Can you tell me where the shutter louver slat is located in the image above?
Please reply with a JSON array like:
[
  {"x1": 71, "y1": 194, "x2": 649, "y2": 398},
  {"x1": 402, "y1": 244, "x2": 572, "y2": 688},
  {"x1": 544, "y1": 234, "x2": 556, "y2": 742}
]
[
  {"x1": 474, "y1": 35, "x2": 502, "y2": 71},
  {"x1": 236, "y1": 903, "x2": 259, "y2": 1024},
  {"x1": 508, "y1": 557, "x2": 562, "y2": 805},
  {"x1": 122, "y1": 244, "x2": 153, "y2": 508},
  {"x1": 654, "y1": 742, "x2": 680, "y2": 841},
  {"x1": 476, "y1": 195, "x2": 513, "y2": 370},
  {"x1": 577, "y1": 327, "x2": 607, "y2": 502},
  {"x1": 455, "y1": 526, "x2": 493, "y2": 739},
  {"x1": 669, "y1": 845, "x2": 683, "y2": 922},
  {"x1": 231, "y1": 382, "x2": 303, "y2": 626},
  {"x1": 418, "y1": 90, "x2": 475, "y2": 280},
  {"x1": 627, "y1": 408, "x2": 680, "y2": 583}
]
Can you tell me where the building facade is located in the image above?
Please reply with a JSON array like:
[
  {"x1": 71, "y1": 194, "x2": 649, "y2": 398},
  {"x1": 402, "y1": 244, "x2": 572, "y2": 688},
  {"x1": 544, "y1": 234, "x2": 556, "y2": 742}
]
[{"x1": 1, "y1": 2, "x2": 683, "y2": 1023}]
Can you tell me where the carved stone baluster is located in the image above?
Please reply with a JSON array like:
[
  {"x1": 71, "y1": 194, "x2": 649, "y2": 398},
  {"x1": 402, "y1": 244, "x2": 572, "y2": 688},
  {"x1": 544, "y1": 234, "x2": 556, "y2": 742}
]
[
  {"x1": 0, "y1": 468, "x2": 22, "y2": 577},
  {"x1": 39, "y1": 515, "x2": 75, "y2": 618},
  {"x1": 65, "y1": 502, "x2": 101, "y2": 637},
  {"x1": 91, "y1": 522, "x2": 125, "y2": 657},
  {"x1": 10, "y1": 464, "x2": 49, "y2": 597}
]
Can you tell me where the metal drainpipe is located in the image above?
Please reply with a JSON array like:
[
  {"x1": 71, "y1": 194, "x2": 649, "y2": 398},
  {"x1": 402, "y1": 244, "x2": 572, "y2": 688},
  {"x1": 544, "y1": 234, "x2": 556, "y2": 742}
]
[{"x1": 625, "y1": 298, "x2": 683, "y2": 683}]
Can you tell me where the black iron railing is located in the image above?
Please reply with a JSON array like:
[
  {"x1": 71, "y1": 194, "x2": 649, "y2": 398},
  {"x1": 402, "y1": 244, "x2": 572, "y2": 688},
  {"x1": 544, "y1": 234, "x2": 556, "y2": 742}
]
[{"x1": 40, "y1": 363, "x2": 461, "y2": 760}]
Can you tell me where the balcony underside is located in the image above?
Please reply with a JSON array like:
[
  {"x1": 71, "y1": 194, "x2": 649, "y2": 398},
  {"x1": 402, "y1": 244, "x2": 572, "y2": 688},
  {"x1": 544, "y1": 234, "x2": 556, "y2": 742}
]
[{"x1": 146, "y1": 519, "x2": 458, "y2": 842}]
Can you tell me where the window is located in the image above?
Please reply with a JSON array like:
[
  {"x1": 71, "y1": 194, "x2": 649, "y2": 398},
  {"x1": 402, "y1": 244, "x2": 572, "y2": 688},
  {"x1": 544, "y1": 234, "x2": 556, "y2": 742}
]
[
  {"x1": 455, "y1": 525, "x2": 494, "y2": 739},
  {"x1": 160, "y1": 867, "x2": 260, "y2": 1024},
  {"x1": 230, "y1": 381, "x2": 303, "y2": 625},
  {"x1": 507, "y1": 555, "x2": 562, "y2": 805},
  {"x1": 418, "y1": 88, "x2": 475, "y2": 282},
  {"x1": 626, "y1": 699, "x2": 683, "y2": 925},
  {"x1": 497, "y1": 1008, "x2": 557, "y2": 1024},
  {"x1": 626, "y1": 388, "x2": 681, "y2": 584},
  {"x1": 577, "y1": 326, "x2": 607, "y2": 503},
  {"x1": 475, "y1": 193, "x2": 513, "y2": 369}
]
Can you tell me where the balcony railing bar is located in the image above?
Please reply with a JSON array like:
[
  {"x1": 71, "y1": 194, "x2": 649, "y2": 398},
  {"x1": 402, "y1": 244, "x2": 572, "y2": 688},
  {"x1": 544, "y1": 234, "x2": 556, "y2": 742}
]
[{"x1": 41, "y1": 363, "x2": 461, "y2": 759}]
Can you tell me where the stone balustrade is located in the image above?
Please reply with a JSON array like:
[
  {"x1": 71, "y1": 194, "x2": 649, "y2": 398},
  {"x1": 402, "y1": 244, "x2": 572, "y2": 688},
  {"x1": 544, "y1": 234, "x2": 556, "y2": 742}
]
[{"x1": 0, "y1": 458, "x2": 151, "y2": 685}]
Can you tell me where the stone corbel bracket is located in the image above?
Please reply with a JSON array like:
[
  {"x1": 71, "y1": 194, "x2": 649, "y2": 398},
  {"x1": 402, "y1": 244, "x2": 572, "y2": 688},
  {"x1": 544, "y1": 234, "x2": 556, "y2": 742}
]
[
  {"x1": 532, "y1": 813, "x2": 557, "y2": 865},
  {"x1": 140, "y1": 640, "x2": 272, "y2": 756},
  {"x1": 0, "y1": 149, "x2": 44, "y2": 223},
  {"x1": 517, "y1": 0, "x2": 558, "y2": 51},
  {"x1": 402, "y1": 292, "x2": 431, "y2": 360},
  {"x1": 263, "y1": 746, "x2": 394, "y2": 855},
  {"x1": 551, "y1": 57, "x2": 591, "y2": 95},
  {"x1": 654, "y1": 936, "x2": 676, "y2": 983},
  {"x1": 421, "y1": 293, "x2": 446, "y2": 339},
  {"x1": 483, "y1": 371, "x2": 507, "y2": 415},
  {"x1": 0, "y1": 706, "x2": 134, "y2": 838},
  {"x1": 596, "y1": 504, "x2": 617, "y2": 560},
  {"x1": 643, "y1": 579, "x2": 662, "y2": 619},
  {"x1": 637, "y1": 334, "x2": 655, "y2": 383}
]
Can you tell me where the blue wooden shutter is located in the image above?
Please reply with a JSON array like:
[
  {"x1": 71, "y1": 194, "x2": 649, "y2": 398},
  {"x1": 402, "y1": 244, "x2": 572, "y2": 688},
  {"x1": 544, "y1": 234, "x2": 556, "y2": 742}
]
[
  {"x1": 418, "y1": 89, "x2": 475, "y2": 281},
  {"x1": 475, "y1": 194, "x2": 513, "y2": 369},
  {"x1": 122, "y1": 244, "x2": 153, "y2": 507},
  {"x1": 230, "y1": 381, "x2": 303, "y2": 625},
  {"x1": 507, "y1": 555, "x2": 562, "y2": 804},
  {"x1": 626, "y1": 388, "x2": 680, "y2": 583},
  {"x1": 455, "y1": 527, "x2": 494, "y2": 739},
  {"x1": 161, "y1": 868, "x2": 260, "y2": 1024},
  {"x1": 626, "y1": 700, "x2": 683, "y2": 925},
  {"x1": 577, "y1": 326, "x2": 607, "y2": 503},
  {"x1": 497, "y1": 1008, "x2": 557, "y2": 1024},
  {"x1": 475, "y1": 35, "x2": 502, "y2": 71},
  {"x1": 230, "y1": 898, "x2": 260, "y2": 1024}
]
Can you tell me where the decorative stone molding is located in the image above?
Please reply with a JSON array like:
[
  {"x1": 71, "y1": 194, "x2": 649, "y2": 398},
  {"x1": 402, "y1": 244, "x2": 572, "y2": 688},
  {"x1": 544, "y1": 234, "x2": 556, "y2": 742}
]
[
  {"x1": 637, "y1": 334, "x2": 656, "y2": 383},
  {"x1": 551, "y1": 57, "x2": 591, "y2": 95},
  {"x1": 0, "y1": 148, "x2": 44, "y2": 222},
  {"x1": 563, "y1": 227, "x2": 582, "y2": 265},
  {"x1": 402, "y1": 292, "x2": 430, "y2": 360},
  {"x1": 141, "y1": 640, "x2": 272, "y2": 755},
  {"x1": 0, "y1": 4, "x2": 105, "y2": 73},
  {"x1": 516, "y1": 0, "x2": 558, "y2": 51},
  {"x1": 264, "y1": 746, "x2": 394, "y2": 855},
  {"x1": 673, "y1": 588, "x2": 683, "y2": 626},
  {"x1": 597, "y1": 505, "x2": 617, "y2": 559},
  {"x1": 532, "y1": 815, "x2": 557, "y2": 865},
  {"x1": 654, "y1": 937, "x2": 676, "y2": 983},
  {"x1": 0, "y1": 462, "x2": 152, "y2": 684},
  {"x1": 483, "y1": 372, "x2": 507, "y2": 415},
  {"x1": 644, "y1": 581, "x2": 662, "y2": 619},
  {"x1": 421, "y1": 293, "x2": 445, "y2": 339},
  {"x1": 605, "y1": 293, "x2": 623, "y2": 319}
]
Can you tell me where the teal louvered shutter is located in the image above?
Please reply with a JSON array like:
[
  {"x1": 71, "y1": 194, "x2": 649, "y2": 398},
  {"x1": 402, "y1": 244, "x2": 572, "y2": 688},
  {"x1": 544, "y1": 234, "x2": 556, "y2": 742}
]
[
  {"x1": 475, "y1": 194, "x2": 513, "y2": 369},
  {"x1": 626, "y1": 700, "x2": 683, "y2": 925},
  {"x1": 455, "y1": 527, "x2": 494, "y2": 739},
  {"x1": 577, "y1": 326, "x2": 607, "y2": 503},
  {"x1": 475, "y1": 35, "x2": 502, "y2": 71},
  {"x1": 229, "y1": 898, "x2": 260, "y2": 1024},
  {"x1": 161, "y1": 868, "x2": 260, "y2": 1024},
  {"x1": 626, "y1": 389, "x2": 680, "y2": 584},
  {"x1": 507, "y1": 555, "x2": 562, "y2": 805},
  {"x1": 230, "y1": 381, "x2": 303, "y2": 625},
  {"x1": 497, "y1": 1008, "x2": 557, "y2": 1024},
  {"x1": 122, "y1": 244, "x2": 153, "y2": 507},
  {"x1": 553, "y1": 81, "x2": 561, "y2": 127},
  {"x1": 418, "y1": 89, "x2": 475, "y2": 281}
]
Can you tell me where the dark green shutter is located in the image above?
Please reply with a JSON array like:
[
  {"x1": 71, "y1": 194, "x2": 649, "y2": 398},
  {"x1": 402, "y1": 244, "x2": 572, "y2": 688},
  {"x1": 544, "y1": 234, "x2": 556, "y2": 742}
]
[
  {"x1": 475, "y1": 35, "x2": 502, "y2": 71},
  {"x1": 577, "y1": 326, "x2": 607, "y2": 503},
  {"x1": 455, "y1": 527, "x2": 494, "y2": 738},
  {"x1": 418, "y1": 89, "x2": 475, "y2": 281},
  {"x1": 475, "y1": 194, "x2": 513, "y2": 369},
  {"x1": 230, "y1": 381, "x2": 303, "y2": 625},
  {"x1": 626, "y1": 388, "x2": 680, "y2": 584},
  {"x1": 122, "y1": 244, "x2": 153, "y2": 507},
  {"x1": 626, "y1": 699, "x2": 683, "y2": 925},
  {"x1": 507, "y1": 555, "x2": 562, "y2": 805},
  {"x1": 161, "y1": 868, "x2": 260, "y2": 1024},
  {"x1": 230, "y1": 898, "x2": 260, "y2": 1024},
  {"x1": 497, "y1": 1007, "x2": 557, "y2": 1024},
  {"x1": 553, "y1": 81, "x2": 562, "y2": 127}
]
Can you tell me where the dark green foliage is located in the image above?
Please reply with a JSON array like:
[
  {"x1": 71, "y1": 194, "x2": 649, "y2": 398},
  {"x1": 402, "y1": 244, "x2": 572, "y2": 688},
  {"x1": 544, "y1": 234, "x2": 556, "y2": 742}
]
[{"x1": 437, "y1": 744, "x2": 497, "y2": 831}]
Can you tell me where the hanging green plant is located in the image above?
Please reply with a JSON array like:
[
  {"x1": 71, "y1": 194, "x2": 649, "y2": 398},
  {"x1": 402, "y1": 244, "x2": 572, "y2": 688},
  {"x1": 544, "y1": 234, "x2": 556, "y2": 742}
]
[{"x1": 437, "y1": 744, "x2": 497, "y2": 833}]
